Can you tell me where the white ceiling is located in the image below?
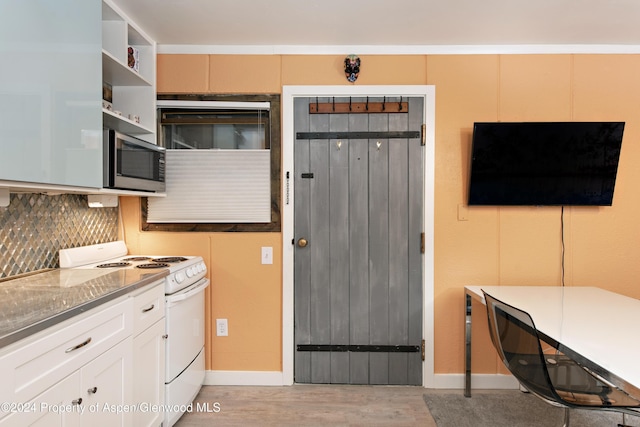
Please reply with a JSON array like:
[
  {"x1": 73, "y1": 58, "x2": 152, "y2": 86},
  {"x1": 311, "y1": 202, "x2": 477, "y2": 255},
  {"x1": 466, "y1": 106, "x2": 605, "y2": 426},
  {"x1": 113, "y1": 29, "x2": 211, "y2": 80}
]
[{"x1": 111, "y1": 0, "x2": 640, "y2": 53}]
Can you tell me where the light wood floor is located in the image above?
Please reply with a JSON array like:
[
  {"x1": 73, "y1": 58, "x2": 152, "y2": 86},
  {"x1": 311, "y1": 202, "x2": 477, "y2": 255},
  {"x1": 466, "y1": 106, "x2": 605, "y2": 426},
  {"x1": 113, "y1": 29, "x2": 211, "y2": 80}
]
[{"x1": 174, "y1": 385, "x2": 437, "y2": 426}]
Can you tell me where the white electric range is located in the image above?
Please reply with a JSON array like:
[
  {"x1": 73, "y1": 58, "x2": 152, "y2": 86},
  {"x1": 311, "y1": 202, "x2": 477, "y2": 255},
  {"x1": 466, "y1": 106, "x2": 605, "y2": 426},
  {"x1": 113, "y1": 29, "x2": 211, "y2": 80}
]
[{"x1": 59, "y1": 241, "x2": 209, "y2": 427}]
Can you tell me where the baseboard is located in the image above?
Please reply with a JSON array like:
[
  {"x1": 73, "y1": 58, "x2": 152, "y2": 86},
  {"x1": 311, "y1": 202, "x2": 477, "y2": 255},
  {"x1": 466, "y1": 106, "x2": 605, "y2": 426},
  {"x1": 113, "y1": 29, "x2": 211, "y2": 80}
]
[
  {"x1": 204, "y1": 370, "x2": 289, "y2": 386},
  {"x1": 203, "y1": 371, "x2": 517, "y2": 389},
  {"x1": 431, "y1": 373, "x2": 519, "y2": 390}
]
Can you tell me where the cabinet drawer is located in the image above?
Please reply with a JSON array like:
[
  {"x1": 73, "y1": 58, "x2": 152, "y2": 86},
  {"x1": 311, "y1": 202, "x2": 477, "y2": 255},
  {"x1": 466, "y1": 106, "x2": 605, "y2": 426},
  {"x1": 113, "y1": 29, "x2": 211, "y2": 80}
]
[
  {"x1": 132, "y1": 281, "x2": 165, "y2": 336},
  {"x1": 0, "y1": 298, "x2": 133, "y2": 406}
]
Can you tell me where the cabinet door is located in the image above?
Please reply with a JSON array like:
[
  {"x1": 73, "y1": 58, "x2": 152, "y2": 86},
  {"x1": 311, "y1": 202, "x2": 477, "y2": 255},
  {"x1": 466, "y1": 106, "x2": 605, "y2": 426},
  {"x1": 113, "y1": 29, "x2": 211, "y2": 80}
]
[
  {"x1": 0, "y1": 1, "x2": 102, "y2": 188},
  {"x1": 133, "y1": 320, "x2": 165, "y2": 427},
  {"x1": 81, "y1": 338, "x2": 133, "y2": 427},
  {"x1": 0, "y1": 372, "x2": 81, "y2": 427}
]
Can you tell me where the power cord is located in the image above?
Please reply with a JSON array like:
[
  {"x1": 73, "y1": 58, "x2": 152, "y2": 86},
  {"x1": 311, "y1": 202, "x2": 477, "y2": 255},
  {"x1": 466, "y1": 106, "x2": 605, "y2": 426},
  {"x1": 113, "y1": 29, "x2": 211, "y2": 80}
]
[{"x1": 561, "y1": 206, "x2": 565, "y2": 287}]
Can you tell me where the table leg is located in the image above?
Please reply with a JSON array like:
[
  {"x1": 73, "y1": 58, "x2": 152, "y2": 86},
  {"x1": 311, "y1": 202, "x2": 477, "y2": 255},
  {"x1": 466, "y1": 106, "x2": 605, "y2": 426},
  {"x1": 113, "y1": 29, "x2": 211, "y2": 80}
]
[{"x1": 464, "y1": 291, "x2": 472, "y2": 397}]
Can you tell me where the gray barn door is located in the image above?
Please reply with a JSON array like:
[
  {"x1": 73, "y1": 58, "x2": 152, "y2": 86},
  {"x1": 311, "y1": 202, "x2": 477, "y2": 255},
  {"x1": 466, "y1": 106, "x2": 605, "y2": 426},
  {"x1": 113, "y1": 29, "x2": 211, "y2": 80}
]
[{"x1": 294, "y1": 96, "x2": 423, "y2": 385}]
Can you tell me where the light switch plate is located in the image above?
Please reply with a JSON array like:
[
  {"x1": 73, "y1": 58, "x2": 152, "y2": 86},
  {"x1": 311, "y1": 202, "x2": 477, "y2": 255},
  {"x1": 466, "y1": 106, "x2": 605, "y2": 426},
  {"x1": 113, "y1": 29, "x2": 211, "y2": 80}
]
[
  {"x1": 261, "y1": 246, "x2": 273, "y2": 264},
  {"x1": 216, "y1": 318, "x2": 228, "y2": 336}
]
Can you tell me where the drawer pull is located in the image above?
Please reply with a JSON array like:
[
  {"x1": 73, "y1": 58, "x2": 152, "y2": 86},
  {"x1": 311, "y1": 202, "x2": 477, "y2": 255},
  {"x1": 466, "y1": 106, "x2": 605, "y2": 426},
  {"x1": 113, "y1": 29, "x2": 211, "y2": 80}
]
[
  {"x1": 65, "y1": 337, "x2": 92, "y2": 353},
  {"x1": 72, "y1": 398, "x2": 83, "y2": 405},
  {"x1": 142, "y1": 304, "x2": 155, "y2": 313},
  {"x1": 88, "y1": 387, "x2": 98, "y2": 394}
]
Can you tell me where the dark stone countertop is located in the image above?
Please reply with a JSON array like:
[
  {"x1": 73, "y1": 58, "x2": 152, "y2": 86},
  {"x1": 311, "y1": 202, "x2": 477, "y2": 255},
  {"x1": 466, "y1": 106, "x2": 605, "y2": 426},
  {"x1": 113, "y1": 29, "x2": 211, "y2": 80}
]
[{"x1": 0, "y1": 267, "x2": 168, "y2": 349}]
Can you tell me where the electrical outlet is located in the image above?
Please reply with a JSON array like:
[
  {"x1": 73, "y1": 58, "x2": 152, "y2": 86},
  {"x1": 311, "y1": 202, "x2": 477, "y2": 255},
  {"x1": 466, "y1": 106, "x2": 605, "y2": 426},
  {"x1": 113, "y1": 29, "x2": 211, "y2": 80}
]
[
  {"x1": 216, "y1": 318, "x2": 228, "y2": 336},
  {"x1": 261, "y1": 246, "x2": 273, "y2": 265}
]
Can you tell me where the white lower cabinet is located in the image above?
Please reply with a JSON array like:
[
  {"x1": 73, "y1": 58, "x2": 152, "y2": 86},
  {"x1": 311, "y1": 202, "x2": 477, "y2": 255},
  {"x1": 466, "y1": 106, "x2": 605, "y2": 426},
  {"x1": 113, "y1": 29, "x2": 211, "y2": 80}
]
[
  {"x1": 133, "y1": 320, "x2": 165, "y2": 427},
  {"x1": 81, "y1": 338, "x2": 133, "y2": 426},
  {"x1": 0, "y1": 372, "x2": 81, "y2": 427},
  {"x1": 0, "y1": 338, "x2": 132, "y2": 427},
  {"x1": 132, "y1": 282, "x2": 166, "y2": 427},
  {"x1": 0, "y1": 280, "x2": 166, "y2": 427}
]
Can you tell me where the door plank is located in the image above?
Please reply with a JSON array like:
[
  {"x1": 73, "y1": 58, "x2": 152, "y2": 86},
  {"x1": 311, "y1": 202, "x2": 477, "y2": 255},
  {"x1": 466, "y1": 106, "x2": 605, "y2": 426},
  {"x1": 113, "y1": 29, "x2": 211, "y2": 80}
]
[
  {"x1": 294, "y1": 97, "x2": 312, "y2": 383},
  {"x1": 309, "y1": 110, "x2": 331, "y2": 384},
  {"x1": 407, "y1": 97, "x2": 425, "y2": 385},
  {"x1": 348, "y1": 111, "x2": 371, "y2": 384},
  {"x1": 388, "y1": 110, "x2": 410, "y2": 385},
  {"x1": 368, "y1": 111, "x2": 390, "y2": 385},
  {"x1": 329, "y1": 112, "x2": 350, "y2": 384}
]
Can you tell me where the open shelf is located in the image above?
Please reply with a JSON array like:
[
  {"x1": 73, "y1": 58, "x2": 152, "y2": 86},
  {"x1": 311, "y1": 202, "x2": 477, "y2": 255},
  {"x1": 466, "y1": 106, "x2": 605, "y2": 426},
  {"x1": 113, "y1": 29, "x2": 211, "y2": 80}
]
[
  {"x1": 102, "y1": 0, "x2": 156, "y2": 145},
  {"x1": 102, "y1": 50, "x2": 152, "y2": 87}
]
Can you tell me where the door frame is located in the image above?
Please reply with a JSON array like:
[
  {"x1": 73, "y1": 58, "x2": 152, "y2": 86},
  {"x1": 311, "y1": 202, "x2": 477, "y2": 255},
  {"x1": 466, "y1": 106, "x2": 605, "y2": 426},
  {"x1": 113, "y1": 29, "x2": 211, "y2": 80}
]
[{"x1": 282, "y1": 85, "x2": 435, "y2": 387}]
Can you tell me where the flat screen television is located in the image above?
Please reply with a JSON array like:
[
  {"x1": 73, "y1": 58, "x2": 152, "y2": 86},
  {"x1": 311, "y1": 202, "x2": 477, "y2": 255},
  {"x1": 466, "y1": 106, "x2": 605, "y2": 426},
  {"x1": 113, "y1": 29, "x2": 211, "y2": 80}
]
[{"x1": 467, "y1": 122, "x2": 624, "y2": 206}]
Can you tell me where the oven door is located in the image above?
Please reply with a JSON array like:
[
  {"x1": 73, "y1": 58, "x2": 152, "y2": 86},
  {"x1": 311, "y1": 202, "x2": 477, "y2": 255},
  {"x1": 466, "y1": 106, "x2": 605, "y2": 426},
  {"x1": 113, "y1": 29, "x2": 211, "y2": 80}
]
[{"x1": 165, "y1": 278, "x2": 209, "y2": 383}]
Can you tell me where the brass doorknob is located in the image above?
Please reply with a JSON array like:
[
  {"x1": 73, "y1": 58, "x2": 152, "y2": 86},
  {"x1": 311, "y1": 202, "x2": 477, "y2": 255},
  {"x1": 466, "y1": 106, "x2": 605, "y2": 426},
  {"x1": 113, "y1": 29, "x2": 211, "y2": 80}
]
[{"x1": 297, "y1": 238, "x2": 308, "y2": 248}]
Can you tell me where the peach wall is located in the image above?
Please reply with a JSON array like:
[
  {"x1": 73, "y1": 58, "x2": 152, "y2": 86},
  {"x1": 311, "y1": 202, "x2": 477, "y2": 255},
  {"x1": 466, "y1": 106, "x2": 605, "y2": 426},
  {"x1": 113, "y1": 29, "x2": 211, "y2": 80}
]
[
  {"x1": 428, "y1": 53, "x2": 640, "y2": 375},
  {"x1": 120, "y1": 196, "x2": 283, "y2": 371},
  {"x1": 571, "y1": 55, "x2": 640, "y2": 293},
  {"x1": 157, "y1": 54, "x2": 210, "y2": 93},
  {"x1": 209, "y1": 55, "x2": 282, "y2": 93},
  {"x1": 133, "y1": 53, "x2": 640, "y2": 377},
  {"x1": 427, "y1": 55, "x2": 501, "y2": 374}
]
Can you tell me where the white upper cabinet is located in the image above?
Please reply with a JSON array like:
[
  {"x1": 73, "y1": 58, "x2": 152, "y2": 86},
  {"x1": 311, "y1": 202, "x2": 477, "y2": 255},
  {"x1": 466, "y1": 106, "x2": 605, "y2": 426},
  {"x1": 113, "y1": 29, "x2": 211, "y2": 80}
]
[
  {"x1": 0, "y1": 1, "x2": 103, "y2": 188},
  {"x1": 0, "y1": 0, "x2": 156, "y2": 191}
]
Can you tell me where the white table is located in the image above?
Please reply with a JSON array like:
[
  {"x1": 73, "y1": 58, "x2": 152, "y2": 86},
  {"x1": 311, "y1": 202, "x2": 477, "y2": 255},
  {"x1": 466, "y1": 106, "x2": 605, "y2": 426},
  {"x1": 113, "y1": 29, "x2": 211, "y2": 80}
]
[{"x1": 464, "y1": 285, "x2": 640, "y2": 399}]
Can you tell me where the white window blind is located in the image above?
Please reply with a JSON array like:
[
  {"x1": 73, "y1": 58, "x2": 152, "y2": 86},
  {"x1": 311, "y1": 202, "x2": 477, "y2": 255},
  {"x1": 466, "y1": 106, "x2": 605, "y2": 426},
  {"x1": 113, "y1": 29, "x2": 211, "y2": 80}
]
[{"x1": 147, "y1": 149, "x2": 271, "y2": 223}]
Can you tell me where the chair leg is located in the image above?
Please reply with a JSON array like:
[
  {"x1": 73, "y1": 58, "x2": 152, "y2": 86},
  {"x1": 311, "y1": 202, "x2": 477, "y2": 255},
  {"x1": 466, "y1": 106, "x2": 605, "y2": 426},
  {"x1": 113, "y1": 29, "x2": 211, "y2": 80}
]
[
  {"x1": 562, "y1": 407, "x2": 570, "y2": 427},
  {"x1": 617, "y1": 412, "x2": 633, "y2": 427},
  {"x1": 617, "y1": 412, "x2": 628, "y2": 427}
]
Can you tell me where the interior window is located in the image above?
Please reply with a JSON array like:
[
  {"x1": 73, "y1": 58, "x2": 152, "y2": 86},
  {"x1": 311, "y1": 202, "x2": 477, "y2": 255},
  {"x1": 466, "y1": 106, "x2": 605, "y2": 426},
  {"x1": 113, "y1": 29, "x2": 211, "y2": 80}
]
[
  {"x1": 159, "y1": 109, "x2": 270, "y2": 150},
  {"x1": 142, "y1": 94, "x2": 281, "y2": 233}
]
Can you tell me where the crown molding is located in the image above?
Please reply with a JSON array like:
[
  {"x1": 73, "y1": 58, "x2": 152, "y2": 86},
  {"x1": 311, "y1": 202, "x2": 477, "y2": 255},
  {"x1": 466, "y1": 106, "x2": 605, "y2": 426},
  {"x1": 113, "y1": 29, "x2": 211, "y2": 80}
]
[{"x1": 157, "y1": 44, "x2": 640, "y2": 55}]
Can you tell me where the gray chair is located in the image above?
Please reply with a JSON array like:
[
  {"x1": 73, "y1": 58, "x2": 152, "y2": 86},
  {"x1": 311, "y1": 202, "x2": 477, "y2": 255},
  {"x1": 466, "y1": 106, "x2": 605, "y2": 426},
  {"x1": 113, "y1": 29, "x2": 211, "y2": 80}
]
[{"x1": 483, "y1": 290, "x2": 640, "y2": 427}]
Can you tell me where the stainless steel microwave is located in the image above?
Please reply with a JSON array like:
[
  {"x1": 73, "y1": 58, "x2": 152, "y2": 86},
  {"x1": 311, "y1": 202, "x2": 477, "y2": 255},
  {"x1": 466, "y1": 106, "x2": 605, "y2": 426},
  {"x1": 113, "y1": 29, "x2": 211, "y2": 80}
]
[{"x1": 103, "y1": 129, "x2": 166, "y2": 193}]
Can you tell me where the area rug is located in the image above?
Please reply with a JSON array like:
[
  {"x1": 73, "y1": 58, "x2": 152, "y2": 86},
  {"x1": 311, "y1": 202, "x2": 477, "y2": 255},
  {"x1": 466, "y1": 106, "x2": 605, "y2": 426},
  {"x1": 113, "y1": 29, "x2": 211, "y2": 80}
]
[{"x1": 423, "y1": 390, "x2": 637, "y2": 427}]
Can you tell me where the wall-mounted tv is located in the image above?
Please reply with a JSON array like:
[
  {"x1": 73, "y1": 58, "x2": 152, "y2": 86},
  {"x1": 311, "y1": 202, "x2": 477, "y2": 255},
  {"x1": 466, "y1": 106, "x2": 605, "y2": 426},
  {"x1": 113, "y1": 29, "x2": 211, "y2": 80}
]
[{"x1": 468, "y1": 122, "x2": 624, "y2": 206}]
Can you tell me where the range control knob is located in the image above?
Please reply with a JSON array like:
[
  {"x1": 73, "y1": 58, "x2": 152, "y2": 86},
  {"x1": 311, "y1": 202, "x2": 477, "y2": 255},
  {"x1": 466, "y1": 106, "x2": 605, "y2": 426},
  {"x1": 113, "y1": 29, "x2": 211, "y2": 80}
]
[
  {"x1": 186, "y1": 268, "x2": 194, "y2": 278},
  {"x1": 175, "y1": 272, "x2": 185, "y2": 284}
]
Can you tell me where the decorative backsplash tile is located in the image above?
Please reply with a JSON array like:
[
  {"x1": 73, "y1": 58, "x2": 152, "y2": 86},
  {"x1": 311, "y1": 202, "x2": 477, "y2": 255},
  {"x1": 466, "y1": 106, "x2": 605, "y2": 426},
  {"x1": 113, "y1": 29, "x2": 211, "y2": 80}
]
[{"x1": 0, "y1": 193, "x2": 118, "y2": 278}]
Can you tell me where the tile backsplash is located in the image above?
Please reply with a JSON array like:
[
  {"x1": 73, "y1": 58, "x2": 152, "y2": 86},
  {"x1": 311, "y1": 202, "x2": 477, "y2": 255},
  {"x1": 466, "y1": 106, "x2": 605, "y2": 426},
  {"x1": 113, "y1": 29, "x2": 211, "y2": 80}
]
[{"x1": 0, "y1": 193, "x2": 118, "y2": 278}]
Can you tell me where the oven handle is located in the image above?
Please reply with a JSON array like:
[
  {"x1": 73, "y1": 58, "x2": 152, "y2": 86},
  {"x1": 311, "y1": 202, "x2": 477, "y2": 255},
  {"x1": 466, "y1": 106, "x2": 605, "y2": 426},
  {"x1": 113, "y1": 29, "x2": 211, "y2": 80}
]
[{"x1": 166, "y1": 278, "x2": 209, "y2": 306}]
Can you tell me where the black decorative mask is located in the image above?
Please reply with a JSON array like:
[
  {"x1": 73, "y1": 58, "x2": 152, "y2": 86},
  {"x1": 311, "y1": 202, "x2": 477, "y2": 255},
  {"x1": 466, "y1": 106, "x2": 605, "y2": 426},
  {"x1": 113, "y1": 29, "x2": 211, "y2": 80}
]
[{"x1": 344, "y1": 55, "x2": 361, "y2": 83}]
